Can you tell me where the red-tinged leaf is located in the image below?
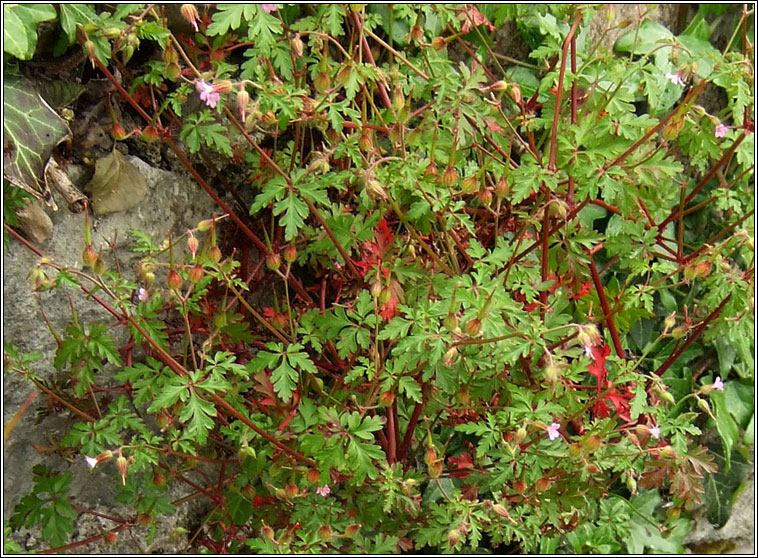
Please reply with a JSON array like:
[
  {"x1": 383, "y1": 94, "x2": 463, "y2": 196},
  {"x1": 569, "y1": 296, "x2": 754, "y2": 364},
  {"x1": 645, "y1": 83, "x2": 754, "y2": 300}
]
[
  {"x1": 588, "y1": 344, "x2": 611, "y2": 386},
  {"x1": 449, "y1": 452, "x2": 475, "y2": 479},
  {"x1": 262, "y1": 307, "x2": 276, "y2": 319},
  {"x1": 484, "y1": 118, "x2": 503, "y2": 133},
  {"x1": 375, "y1": 217, "x2": 394, "y2": 254},
  {"x1": 459, "y1": 5, "x2": 495, "y2": 33},
  {"x1": 572, "y1": 281, "x2": 592, "y2": 300}
]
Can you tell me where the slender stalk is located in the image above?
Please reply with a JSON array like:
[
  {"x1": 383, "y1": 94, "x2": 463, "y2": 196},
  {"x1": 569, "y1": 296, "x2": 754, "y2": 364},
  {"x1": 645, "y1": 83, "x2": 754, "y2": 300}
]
[{"x1": 586, "y1": 250, "x2": 625, "y2": 359}]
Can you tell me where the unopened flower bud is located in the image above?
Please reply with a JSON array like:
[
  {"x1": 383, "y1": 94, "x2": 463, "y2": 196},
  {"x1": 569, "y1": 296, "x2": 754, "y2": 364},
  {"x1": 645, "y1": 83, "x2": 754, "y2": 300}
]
[
  {"x1": 478, "y1": 188, "x2": 493, "y2": 205},
  {"x1": 443, "y1": 313, "x2": 459, "y2": 332},
  {"x1": 266, "y1": 252, "x2": 281, "y2": 271},
  {"x1": 116, "y1": 454, "x2": 128, "y2": 486},
  {"x1": 142, "y1": 125, "x2": 159, "y2": 142},
  {"x1": 358, "y1": 130, "x2": 373, "y2": 152},
  {"x1": 425, "y1": 161, "x2": 438, "y2": 176},
  {"x1": 187, "y1": 234, "x2": 199, "y2": 258},
  {"x1": 535, "y1": 477, "x2": 551, "y2": 492},
  {"x1": 392, "y1": 86, "x2": 405, "y2": 112},
  {"x1": 464, "y1": 318, "x2": 481, "y2": 337},
  {"x1": 379, "y1": 286, "x2": 392, "y2": 305},
  {"x1": 111, "y1": 123, "x2": 127, "y2": 141},
  {"x1": 93, "y1": 257, "x2": 107, "y2": 274},
  {"x1": 314, "y1": 71, "x2": 331, "y2": 93},
  {"x1": 441, "y1": 166, "x2": 458, "y2": 187},
  {"x1": 167, "y1": 269, "x2": 182, "y2": 290},
  {"x1": 153, "y1": 472, "x2": 167, "y2": 487},
  {"x1": 515, "y1": 426, "x2": 527, "y2": 442},
  {"x1": 261, "y1": 521, "x2": 275, "y2": 540},
  {"x1": 447, "y1": 528, "x2": 461, "y2": 547},
  {"x1": 461, "y1": 176, "x2": 478, "y2": 194},
  {"x1": 410, "y1": 25, "x2": 423, "y2": 42},
  {"x1": 285, "y1": 483, "x2": 299, "y2": 499},
  {"x1": 431, "y1": 37, "x2": 446, "y2": 50},
  {"x1": 626, "y1": 473, "x2": 637, "y2": 494},
  {"x1": 508, "y1": 83, "x2": 522, "y2": 105},
  {"x1": 208, "y1": 245, "x2": 222, "y2": 263},
  {"x1": 307, "y1": 469, "x2": 320, "y2": 484},
  {"x1": 189, "y1": 264, "x2": 204, "y2": 283},
  {"x1": 370, "y1": 279, "x2": 383, "y2": 299},
  {"x1": 544, "y1": 364, "x2": 561, "y2": 384},
  {"x1": 83, "y1": 244, "x2": 98, "y2": 267},
  {"x1": 318, "y1": 524, "x2": 332, "y2": 540},
  {"x1": 513, "y1": 479, "x2": 526, "y2": 493},
  {"x1": 283, "y1": 244, "x2": 297, "y2": 263},
  {"x1": 443, "y1": 346, "x2": 459, "y2": 367},
  {"x1": 664, "y1": 312, "x2": 676, "y2": 331},
  {"x1": 345, "y1": 523, "x2": 361, "y2": 537},
  {"x1": 379, "y1": 390, "x2": 395, "y2": 406},
  {"x1": 291, "y1": 35, "x2": 304, "y2": 58},
  {"x1": 495, "y1": 177, "x2": 510, "y2": 198},
  {"x1": 490, "y1": 80, "x2": 509, "y2": 92}
]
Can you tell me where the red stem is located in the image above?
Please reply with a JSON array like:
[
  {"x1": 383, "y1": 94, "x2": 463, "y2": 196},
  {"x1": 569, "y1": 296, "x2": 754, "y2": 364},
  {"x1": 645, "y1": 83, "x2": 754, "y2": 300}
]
[
  {"x1": 653, "y1": 294, "x2": 732, "y2": 377},
  {"x1": 586, "y1": 249, "x2": 625, "y2": 359},
  {"x1": 548, "y1": 11, "x2": 583, "y2": 171},
  {"x1": 386, "y1": 401, "x2": 397, "y2": 464}
]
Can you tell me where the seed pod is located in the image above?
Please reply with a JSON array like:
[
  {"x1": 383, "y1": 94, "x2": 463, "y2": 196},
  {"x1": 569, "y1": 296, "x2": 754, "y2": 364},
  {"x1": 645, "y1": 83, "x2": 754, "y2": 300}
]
[
  {"x1": 370, "y1": 280, "x2": 383, "y2": 299},
  {"x1": 431, "y1": 37, "x2": 446, "y2": 50},
  {"x1": 261, "y1": 521, "x2": 275, "y2": 540},
  {"x1": 379, "y1": 286, "x2": 392, "y2": 305},
  {"x1": 358, "y1": 130, "x2": 373, "y2": 152},
  {"x1": 446, "y1": 528, "x2": 460, "y2": 547},
  {"x1": 317, "y1": 524, "x2": 332, "y2": 540},
  {"x1": 535, "y1": 477, "x2": 551, "y2": 493},
  {"x1": 379, "y1": 390, "x2": 395, "y2": 406},
  {"x1": 142, "y1": 125, "x2": 159, "y2": 142},
  {"x1": 508, "y1": 83, "x2": 522, "y2": 105},
  {"x1": 495, "y1": 177, "x2": 510, "y2": 198},
  {"x1": 544, "y1": 364, "x2": 561, "y2": 384},
  {"x1": 307, "y1": 469, "x2": 320, "y2": 484},
  {"x1": 285, "y1": 483, "x2": 299, "y2": 499},
  {"x1": 410, "y1": 25, "x2": 423, "y2": 42},
  {"x1": 513, "y1": 479, "x2": 527, "y2": 493},
  {"x1": 443, "y1": 347, "x2": 459, "y2": 367},
  {"x1": 291, "y1": 35, "x2": 304, "y2": 58},
  {"x1": 153, "y1": 472, "x2": 167, "y2": 487},
  {"x1": 478, "y1": 188, "x2": 493, "y2": 205},
  {"x1": 166, "y1": 62, "x2": 181, "y2": 81}
]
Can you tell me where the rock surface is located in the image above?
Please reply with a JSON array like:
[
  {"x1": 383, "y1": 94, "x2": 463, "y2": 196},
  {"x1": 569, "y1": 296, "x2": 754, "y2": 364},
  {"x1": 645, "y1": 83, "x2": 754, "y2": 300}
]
[{"x1": 3, "y1": 155, "x2": 219, "y2": 553}]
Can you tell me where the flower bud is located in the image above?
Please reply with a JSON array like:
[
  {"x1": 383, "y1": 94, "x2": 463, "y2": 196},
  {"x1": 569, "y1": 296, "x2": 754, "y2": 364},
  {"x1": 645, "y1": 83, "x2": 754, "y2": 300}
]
[
  {"x1": 515, "y1": 426, "x2": 527, "y2": 442},
  {"x1": 626, "y1": 473, "x2": 637, "y2": 494},
  {"x1": 153, "y1": 472, "x2": 167, "y2": 487},
  {"x1": 291, "y1": 35, "x2": 304, "y2": 58},
  {"x1": 447, "y1": 528, "x2": 460, "y2": 547},
  {"x1": 431, "y1": 37, "x2": 446, "y2": 50},
  {"x1": 283, "y1": 244, "x2": 297, "y2": 263},
  {"x1": 568, "y1": 442, "x2": 583, "y2": 458},
  {"x1": 495, "y1": 177, "x2": 510, "y2": 198},
  {"x1": 544, "y1": 364, "x2": 561, "y2": 384},
  {"x1": 116, "y1": 455, "x2": 129, "y2": 486},
  {"x1": 266, "y1": 252, "x2": 281, "y2": 271},
  {"x1": 379, "y1": 390, "x2": 395, "y2": 407},
  {"x1": 428, "y1": 461, "x2": 443, "y2": 478},
  {"x1": 307, "y1": 469, "x2": 320, "y2": 484},
  {"x1": 261, "y1": 521, "x2": 275, "y2": 540},
  {"x1": 187, "y1": 234, "x2": 199, "y2": 258},
  {"x1": 490, "y1": 80, "x2": 509, "y2": 92},
  {"x1": 167, "y1": 269, "x2": 182, "y2": 290},
  {"x1": 345, "y1": 523, "x2": 361, "y2": 537},
  {"x1": 478, "y1": 188, "x2": 493, "y2": 205},
  {"x1": 142, "y1": 125, "x2": 160, "y2": 142},
  {"x1": 443, "y1": 313, "x2": 459, "y2": 332},
  {"x1": 424, "y1": 446, "x2": 437, "y2": 467},
  {"x1": 213, "y1": 80, "x2": 233, "y2": 94},
  {"x1": 111, "y1": 123, "x2": 127, "y2": 141},
  {"x1": 513, "y1": 479, "x2": 526, "y2": 493},
  {"x1": 317, "y1": 524, "x2": 332, "y2": 540},
  {"x1": 662, "y1": 116, "x2": 684, "y2": 140},
  {"x1": 535, "y1": 477, "x2": 551, "y2": 493},
  {"x1": 464, "y1": 318, "x2": 481, "y2": 337},
  {"x1": 379, "y1": 286, "x2": 392, "y2": 305},
  {"x1": 664, "y1": 312, "x2": 676, "y2": 331},
  {"x1": 165, "y1": 62, "x2": 181, "y2": 81},
  {"x1": 94, "y1": 257, "x2": 107, "y2": 274},
  {"x1": 208, "y1": 246, "x2": 222, "y2": 263},
  {"x1": 197, "y1": 219, "x2": 214, "y2": 232},
  {"x1": 425, "y1": 161, "x2": 438, "y2": 177},
  {"x1": 696, "y1": 396, "x2": 713, "y2": 417},
  {"x1": 441, "y1": 166, "x2": 458, "y2": 187},
  {"x1": 582, "y1": 435, "x2": 602, "y2": 451},
  {"x1": 443, "y1": 347, "x2": 459, "y2": 367},
  {"x1": 392, "y1": 86, "x2": 405, "y2": 112},
  {"x1": 358, "y1": 130, "x2": 373, "y2": 152},
  {"x1": 461, "y1": 176, "x2": 478, "y2": 194},
  {"x1": 370, "y1": 279, "x2": 383, "y2": 299},
  {"x1": 83, "y1": 244, "x2": 98, "y2": 267},
  {"x1": 285, "y1": 483, "x2": 300, "y2": 499},
  {"x1": 410, "y1": 25, "x2": 423, "y2": 42},
  {"x1": 189, "y1": 264, "x2": 204, "y2": 283},
  {"x1": 508, "y1": 83, "x2": 522, "y2": 105},
  {"x1": 314, "y1": 71, "x2": 331, "y2": 93},
  {"x1": 237, "y1": 87, "x2": 250, "y2": 121}
]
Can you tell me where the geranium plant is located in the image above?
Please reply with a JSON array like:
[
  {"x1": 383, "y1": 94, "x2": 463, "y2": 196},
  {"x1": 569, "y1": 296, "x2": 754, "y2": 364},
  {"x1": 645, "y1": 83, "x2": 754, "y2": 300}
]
[{"x1": 4, "y1": 4, "x2": 754, "y2": 554}]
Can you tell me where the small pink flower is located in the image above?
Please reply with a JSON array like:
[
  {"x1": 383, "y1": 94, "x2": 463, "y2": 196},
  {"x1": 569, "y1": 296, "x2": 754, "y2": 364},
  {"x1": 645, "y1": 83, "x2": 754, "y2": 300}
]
[
  {"x1": 648, "y1": 425, "x2": 660, "y2": 440},
  {"x1": 714, "y1": 123, "x2": 728, "y2": 138},
  {"x1": 546, "y1": 422, "x2": 561, "y2": 441},
  {"x1": 316, "y1": 484, "x2": 330, "y2": 497},
  {"x1": 713, "y1": 376, "x2": 724, "y2": 391},
  {"x1": 665, "y1": 72, "x2": 685, "y2": 87},
  {"x1": 137, "y1": 287, "x2": 149, "y2": 303},
  {"x1": 196, "y1": 80, "x2": 220, "y2": 108},
  {"x1": 85, "y1": 456, "x2": 99, "y2": 469},
  {"x1": 261, "y1": 4, "x2": 278, "y2": 13}
]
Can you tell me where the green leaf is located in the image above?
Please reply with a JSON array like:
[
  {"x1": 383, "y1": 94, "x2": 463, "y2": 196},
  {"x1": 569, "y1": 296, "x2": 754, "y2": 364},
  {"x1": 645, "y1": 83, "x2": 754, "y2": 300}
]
[
  {"x1": 225, "y1": 490, "x2": 253, "y2": 525},
  {"x1": 246, "y1": 8, "x2": 283, "y2": 54},
  {"x1": 273, "y1": 193, "x2": 309, "y2": 241},
  {"x1": 250, "y1": 175, "x2": 288, "y2": 214},
  {"x1": 3, "y1": 4, "x2": 57, "y2": 60},
  {"x1": 147, "y1": 375, "x2": 189, "y2": 413},
  {"x1": 710, "y1": 390, "x2": 739, "y2": 472},
  {"x1": 3, "y1": 74, "x2": 71, "y2": 201},
  {"x1": 179, "y1": 391, "x2": 217, "y2": 445},
  {"x1": 271, "y1": 358, "x2": 298, "y2": 403},
  {"x1": 206, "y1": 4, "x2": 256, "y2": 36}
]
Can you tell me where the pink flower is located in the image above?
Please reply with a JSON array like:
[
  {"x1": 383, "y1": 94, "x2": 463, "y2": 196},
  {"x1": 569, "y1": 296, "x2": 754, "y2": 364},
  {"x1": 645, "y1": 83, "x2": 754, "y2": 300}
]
[
  {"x1": 316, "y1": 484, "x2": 330, "y2": 497},
  {"x1": 665, "y1": 72, "x2": 685, "y2": 87},
  {"x1": 85, "y1": 456, "x2": 99, "y2": 469},
  {"x1": 713, "y1": 376, "x2": 724, "y2": 391},
  {"x1": 261, "y1": 4, "x2": 277, "y2": 13},
  {"x1": 648, "y1": 425, "x2": 660, "y2": 439},
  {"x1": 137, "y1": 287, "x2": 149, "y2": 303},
  {"x1": 196, "y1": 80, "x2": 220, "y2": 108},
  {"x1": 714, "y1": 123, "x2": 728, "y2": 138},
  {"x1": 546, "y1": 422, "x2": 561, "y2": 441}
]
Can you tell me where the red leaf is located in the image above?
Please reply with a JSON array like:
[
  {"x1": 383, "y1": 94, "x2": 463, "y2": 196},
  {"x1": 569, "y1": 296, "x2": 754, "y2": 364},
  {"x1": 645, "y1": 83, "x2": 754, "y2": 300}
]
[
  {"x1": 484, "y1": 118, "x2": 503, "y2": 133},
  {"x1": 449, "y1": 452, "x2": 474, "y2": 479},
  {"x1": 571, "y1": 281, "x2": 592, "y2": 300},
  {"x1": 588, "y1": 344, "x2": 611, "y2": 386}
]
